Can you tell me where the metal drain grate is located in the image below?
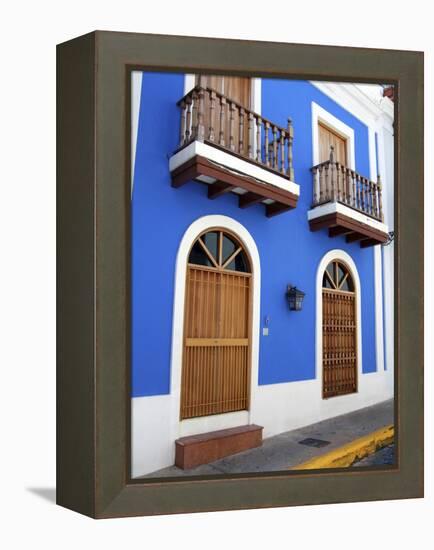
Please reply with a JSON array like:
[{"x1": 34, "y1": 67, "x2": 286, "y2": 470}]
[{"x1": 298, "y1": 438, "x2": 331, "y2": 448}]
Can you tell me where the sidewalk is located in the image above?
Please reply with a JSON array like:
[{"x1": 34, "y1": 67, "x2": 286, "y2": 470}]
[{"x1": 144, "y1": 399, "x2": 394, "y2": 477}]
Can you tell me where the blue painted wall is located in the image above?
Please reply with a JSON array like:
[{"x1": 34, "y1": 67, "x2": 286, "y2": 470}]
[{"x1": 132, "y1": 73, "x2": 377, "y2": 398}]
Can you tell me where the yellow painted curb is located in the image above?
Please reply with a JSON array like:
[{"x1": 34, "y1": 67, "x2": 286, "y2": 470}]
[{"x1": 292, "y1": 424, "x2": 394, "y2": 470}]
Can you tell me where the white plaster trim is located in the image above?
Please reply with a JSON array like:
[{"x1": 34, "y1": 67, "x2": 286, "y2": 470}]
[
  {"x1": 184, "y1": 74, "x2": 195, "y2": 95},
  {"x1": 311, "y1": 102, "x2": 355, "y2": 168},
  {"x1": 374, "y1": 245, "x2": 385, "y2": 371},
  {"x1": 252, "y1": 78, "x2": 261, "y2": 114},
  {"x1": 376, "y1": 125, "x2": 394, "y2": 229},
  {"x1": 316, "y1": 250, "x2": 362, "y2": 395},
  {"x1": 311, "y1": 81, "x2": 394, "y2": 133},
  {"x1": 131, "y1": 71, "x2": 143, "y2": 194},
  {"x1": 382, "y1": 242, "x2": 394, "y2": 374},
  {"x1": 307, "y1": 201, "x2": 388, "y2": 234},
  {"x1": 368, "y1": 126, "x2": 385, "y2": 373},
  {"x1": 354, "y1": 84, "x2": 394, "y2": 121},
  {"x1": 169, "y1": 215, "x2": 261, "y2": 452},
  {"x1": 368, "y1": 126, "x2": 378, "y2": 180},
  {"x1": 170, "y1": 140, "x2": 300, "y2": 196},
  {"x1": 376, "y1": 124, "x2": 394, "y2": 376}
]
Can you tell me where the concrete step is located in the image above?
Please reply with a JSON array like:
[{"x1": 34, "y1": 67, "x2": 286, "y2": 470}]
[{"x1": 175, "y1": 424, "x2": 263, "y2": 469}]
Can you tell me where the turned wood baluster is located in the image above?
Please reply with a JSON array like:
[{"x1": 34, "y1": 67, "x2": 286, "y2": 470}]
[
  {"x1": 342, "y1": 166, "x2": 347, "y2": 203},
  {"x1": 248, "y1": 112, "x2": 254, "y2": 158},
  {"x1": 351, "y1": 170, "x2": 356, "y2": 207},
  {"x1": 312, "y1": 167, "x2": 318, "y2": 205},
  {"x1": 356, "y1": 173, "x2": 361, "y2": 210},
  {"x1": 369, "y1": 180, "x2": 374, "y2": 216},
  {"x1": 219, "y1": 96, "x2": 226, "y2": 146},
  {"x1": 343, "y1": 166, "x2": 348, "y2": 204},
  {"x1": 209, "y1": 90, "x2": 216, "y2": 142},
  {"x1": 372, "y1": 180, "x2": 378, "y2": 219},
  {"x1": 256, "y1": 116, "x2": 262, "y2": 162},
  {"x1": 196, "y1": 86, "x2": 205, "y2": 141},
  {"x1": 354, "y1": 174, "x2": 359, "y2": 209},
  {"x1": 280, "y1": 129, "x2": 285, "y2": 173},
  {"x1": 365, "y1": 178, "x2": 370, "y2": 214},
  {"x1": 179, "y1": 100, "x2": 186, "y2": 145},
  {"x1": 360, "y1": 177, "x2": 366, "y2": 212},
  {"x1": 287, "y1": 118, "x2": 294, "y2": 181},
  {"x1": 319, "y1": 165, "x2": 324, "y2": 202},
  {"x1": 191, "y1": 90, "x2": 198, "y2": 138},
  {"x1": 367, "y1": 179, "x2": 372, "y2": 214},
  {"x1": 229, "y1": 101, "x2": 235, "y2": 151},
  {"x1": 272, "y1": 125, "x2": 278, "y2": 171},
  {"x1": 364, "y1": 179, "x2": 370, "y2": 214},
  {"x1": 377, "y1": 175, "x2": 384, "y2": 221},
  {"x1": 264, "y1": 121, "x2": 270, "y2": 166},
  {"x1": 185, "y1": 96, "x2": 192, "y2": 143},
  {"x1": 359, "y1": 176, "x2": 364, "y2": 211},
  {"x1": 268, "y1": 143, "x2": 274, "y2": 168},
  {"x1": 329, "y1": 146, "x2": 336, "y2": 201},
  {"x1": 239, "y1": 107, "x2": 245, "y2": 154},
  {"x1": 324, "y1": 162, "x2": 330, "y2": 201},
  {"x1": 335, "y1": 161, "x2": 341, "y2": 201}
]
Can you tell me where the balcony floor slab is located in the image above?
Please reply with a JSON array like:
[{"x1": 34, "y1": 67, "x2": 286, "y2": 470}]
[
  {"x1": 170, "y1": 141, "x2": 299, "y2": 217},
  {"x1": 308, "y1": 201, "x2": 389, "y2": 247}
]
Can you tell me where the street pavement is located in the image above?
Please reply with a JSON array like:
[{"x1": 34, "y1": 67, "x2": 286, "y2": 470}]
[
  {"x1": 353, "y1": 443, "x2": 395, "y2": 467},
  {"x1": 143, "y1": 399, "x2": 394, "y2": 478}
]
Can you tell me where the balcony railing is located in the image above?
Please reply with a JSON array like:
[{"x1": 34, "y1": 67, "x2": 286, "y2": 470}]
[
  {"x1": 311, "y1": 146, "x2": 384, "y2": 222},
  {"x1": 177, "y1": 85, "x2": 295, "y2": 181}
]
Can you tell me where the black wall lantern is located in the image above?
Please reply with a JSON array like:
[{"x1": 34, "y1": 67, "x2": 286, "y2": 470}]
[{"x1": 286, "y1": 285, "x2": 305, "y2": 311}]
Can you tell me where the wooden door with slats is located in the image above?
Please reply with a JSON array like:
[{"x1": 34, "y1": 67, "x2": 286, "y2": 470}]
[
  {"x1": 196, "y1": 74, "x2": 252, "y2": 153},
  {"x1": 181, "y1": 229, "x2": 252, "y2": 420},
  {"x1": 322, "y1": 260, "x2": 357, "y2": 398},
  {"x1": 319, "y1": 122, "x2": 347, "y2": 164},
  {"x1": 196, "y1": 75, "x2": 251, "y2": 108}
]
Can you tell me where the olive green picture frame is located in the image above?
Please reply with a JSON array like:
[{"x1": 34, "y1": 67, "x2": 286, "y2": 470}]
[{"x1": 57, "y1": 31, "x2": 423, "y2": 518}]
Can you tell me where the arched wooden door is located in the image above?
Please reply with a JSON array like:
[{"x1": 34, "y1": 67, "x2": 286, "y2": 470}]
[
  {"x1": 322, "y1": 260, "x2": 357, "y2": 398},
  {"x1": 180, "y1": 229, "x2": 252, "y2": 420}
]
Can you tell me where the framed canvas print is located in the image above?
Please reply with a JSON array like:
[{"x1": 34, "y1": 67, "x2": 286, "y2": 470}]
[{"x1": 57, "y1": 31, "x2": 423, "y2": 518}]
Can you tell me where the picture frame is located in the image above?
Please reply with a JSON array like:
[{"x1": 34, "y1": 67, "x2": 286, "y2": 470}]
[{"x1": 57, "y1": 30, "x2": 423, "y2": 518}]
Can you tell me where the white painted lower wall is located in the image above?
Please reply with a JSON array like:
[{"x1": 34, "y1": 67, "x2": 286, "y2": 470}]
[
  {"x1": 131, "y1": 367, "x2": 393, "y2": 478},
  {"x1": 253, "y1": 371, "x2": 394, "y2": 440},
  {"x1": 131, "y1": 394, "x2": 173, "y2": 477}
]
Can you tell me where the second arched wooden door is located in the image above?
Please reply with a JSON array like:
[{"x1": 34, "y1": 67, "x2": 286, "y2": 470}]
[{"x1": 322, "y1": 259, "x2": 358, "y2": 398}]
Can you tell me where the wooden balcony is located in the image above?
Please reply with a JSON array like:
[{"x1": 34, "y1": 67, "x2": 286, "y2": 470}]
[
  {"x1": 308, "y1": 147, "x2": 389, "y2": 247},
  {"x1": 169, "y1": 85, "x2": 299, "y2": 217}
]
